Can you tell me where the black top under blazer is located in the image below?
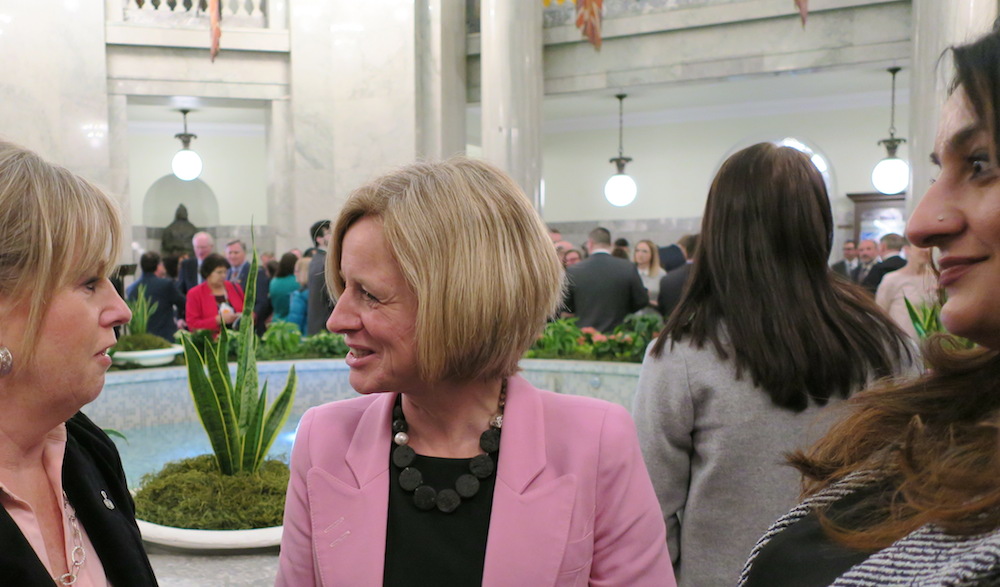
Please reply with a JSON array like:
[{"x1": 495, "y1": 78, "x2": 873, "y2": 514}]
[{"x1": 0, "y1": 412, "x2": 158, "y2": 586}]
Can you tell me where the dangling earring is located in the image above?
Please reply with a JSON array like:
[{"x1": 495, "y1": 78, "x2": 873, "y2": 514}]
[{"x1": 0, "y1": 345, "x2": 11, "y2": 376}]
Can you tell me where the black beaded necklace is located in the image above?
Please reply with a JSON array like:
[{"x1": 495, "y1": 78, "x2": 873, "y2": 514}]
[{"x1": 391, "y1": 380, "x2": 506, "y2": 514}]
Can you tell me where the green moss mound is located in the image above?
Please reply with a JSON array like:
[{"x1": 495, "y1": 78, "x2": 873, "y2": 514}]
[
  {"x1": 114, "y1": 333, "x2": 173, "y2": 352},
  {"x1": 134, "y1": 455, "x2": 289, "y2": 530}
]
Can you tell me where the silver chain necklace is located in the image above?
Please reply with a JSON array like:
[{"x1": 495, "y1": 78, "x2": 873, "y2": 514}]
[{"x1": 55, "y1": 491, "x2": 86, "y2": 586}]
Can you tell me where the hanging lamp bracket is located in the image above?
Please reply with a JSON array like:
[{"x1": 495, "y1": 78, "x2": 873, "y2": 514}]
[
  {"x1": 609, "y1": 156, "x2": 632, "y2": 173},
  {"x1": 174, "y1": 109, "x2": 198, "y2": 149}
]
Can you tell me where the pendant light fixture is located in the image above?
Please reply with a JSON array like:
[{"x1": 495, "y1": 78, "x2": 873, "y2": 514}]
[
  {"x1": 604, "y1": 93, "x2": 637, "y2": 207},
  {"x1": 171, "y1": 109, "x2": 203, "y2": 182},
  {"x1": 870, "y1": 67, "x2": 908, "y2": 195}
]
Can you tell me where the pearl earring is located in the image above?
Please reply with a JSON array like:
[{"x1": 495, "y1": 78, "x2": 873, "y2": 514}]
[
  {"x1": 937, "y1": 215, "x2": 945, "y2": 221},
  {"x1": 0, "y1": 346, "x2": 12, "y2": 376}
]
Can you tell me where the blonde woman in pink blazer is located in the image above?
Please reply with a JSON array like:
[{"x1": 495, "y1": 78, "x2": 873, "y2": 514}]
[{"x1": 277, "y1": 158, "x2": 673, "y2": 587}]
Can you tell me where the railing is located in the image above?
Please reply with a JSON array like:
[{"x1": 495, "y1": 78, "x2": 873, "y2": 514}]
[{"x1": 124, "y1": 0, "x2": 267, "y2": 28}]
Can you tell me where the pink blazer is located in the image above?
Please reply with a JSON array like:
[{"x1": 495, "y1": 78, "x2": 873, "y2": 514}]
[{"x1": 277, "y1": 375, "x2": 674, "y2": 586}]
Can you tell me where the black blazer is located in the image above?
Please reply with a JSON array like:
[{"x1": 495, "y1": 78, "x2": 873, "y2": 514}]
[
  {"x1": 564, "y1": 252, "x2": 648, "y2": 333},
  {"x1": 658, "y1": 244, "x2": 687, "y2": 272},
  {"x1": 831, "y1": 260, "x2": 850, "y2": 278},
  {"x1": 0, "y1": 413, "x2": 158, "y2": 585},
  {"x1": 306, "y1": 250, "x2": 334, "y2": 336},
  {"x1": 234, "y1": 263, "x2": 272, "y2": 336},
  {"x1": 657, "y1": 262, "x2": 693, "y2": 320},
  {"x1": 861, "y1": 254, "x2": 907, "y2": 294},
  {"x1": 127, "y1": 274, "x2": 185, "y2": 342},
  {"x1": 177, "y1": 257, "x2": 200, "y2": 295}
]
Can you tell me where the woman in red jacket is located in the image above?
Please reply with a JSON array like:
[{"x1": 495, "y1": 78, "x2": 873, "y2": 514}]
[{"x1": 185, "y1": 252, "x2": 244, "y2": 335}]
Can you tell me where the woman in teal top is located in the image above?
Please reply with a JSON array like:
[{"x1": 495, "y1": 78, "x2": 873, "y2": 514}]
[{"x1": 269, "y1": 252, "x2": 300, "y2": 322}]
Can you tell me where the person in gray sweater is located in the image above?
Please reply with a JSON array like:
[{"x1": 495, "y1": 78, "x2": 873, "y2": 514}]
[{"x1": 634, "y1": 142, "x2": 915, "y2": 587}]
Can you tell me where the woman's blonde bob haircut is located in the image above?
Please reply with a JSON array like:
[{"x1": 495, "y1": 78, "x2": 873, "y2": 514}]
[
  {"x1": 328, "y1": 157, "x2": 564, "y2": 383},
  {"x1": 0, "y1": 140, "x2": 124, "y2": 361}
]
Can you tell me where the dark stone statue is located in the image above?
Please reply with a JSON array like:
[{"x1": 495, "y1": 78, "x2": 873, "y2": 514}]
[{"x1": 161, "y1": 204, "x2": 198, "y2": 256}]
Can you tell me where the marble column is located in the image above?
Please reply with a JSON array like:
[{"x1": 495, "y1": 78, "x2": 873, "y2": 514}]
[
  {"x1": 415, "y1": 0, "x2": 467, "y2": 160},
  {"x1": 480, "y1": 0, "x2": 544, "y2": 209},
  {"x1": 908, "y1": 0, "x2": 998, "y2": 211},
  {"x1": 267, "y1": 99, "x2": 296, "y2": 254}
]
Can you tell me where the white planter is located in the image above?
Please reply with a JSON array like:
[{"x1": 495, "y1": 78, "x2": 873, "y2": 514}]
[
  {"x1": 137, "y1": 520, "x2": 282, "y2": 552},
  {"x1": 112, "y1": 345, "x2": 184, "y2": 367}
]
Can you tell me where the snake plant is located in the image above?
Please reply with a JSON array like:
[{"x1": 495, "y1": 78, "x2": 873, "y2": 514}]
[{"x1": 181, "y1": 247, "x2": 297, "y2": 475}]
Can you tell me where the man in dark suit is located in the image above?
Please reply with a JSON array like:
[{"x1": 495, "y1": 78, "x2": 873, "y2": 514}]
[
  {"x1": 657, "y1": 234, "x2": 700, "y2": 318},
  {"x1": 851, "y1": 238, "x2": 880, "y2": 284},
  {"x1": 831, "y1": 239, "x2": 858, "y2": 278},
  {"x1": 125, "y1": 251, "x2": 185, "y2": 342},
  {"x1": 225, "y1": 239, "x2": 272, "y2": 335},
  {"x1": 177, "y1": 231, "x2": 214, "y2": 294},
  {"x1": 657, "y1": 263, "x2": 691, "y2": 319},
  {"x1": 659, "y1": 233, "x2": 698, "y2": 272},
  {"x1": 861, "y1": 233, "x2": 907, "y2": 294},
  {"x1": 564, "y1": 227, "x2": 647, "y2": 333},
  {"x1": 306, "y1": 220, "x2": 334, "y2": 336},
  {"x1": 658, "y1": 243, "x2": 687, "y2": 272}
]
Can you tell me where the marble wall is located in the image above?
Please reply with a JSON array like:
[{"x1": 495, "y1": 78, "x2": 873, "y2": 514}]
[{"x1": 0, "y1": 1, "x2": 117, "y2": 209}]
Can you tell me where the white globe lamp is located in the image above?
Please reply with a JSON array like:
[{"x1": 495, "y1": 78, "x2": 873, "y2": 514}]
[
  {"x1": 172, "y1": 109, "x2": 203, "y2": 181},
  {"x1": 871, "y1": 67, "x2": 909, "y2": 195},
  {"x1": 171, "y1": 149, "x2": 203, "y2": 181},
  {"x1": 605, "y1": 93, "x2": 637, "y2": 207}
]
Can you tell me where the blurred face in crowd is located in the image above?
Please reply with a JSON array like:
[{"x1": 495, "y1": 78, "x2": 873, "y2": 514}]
[
  {"x1": 226, "y1": 243, "x2": 247, "y2": 267},
  {"x1": 857, "y1": 240, "x2": 879, "y2": 264},
  {"x1": 564, "y1": 250, "x2": 582, "y2": 267},
  {"x1": 193, "y1": 233, "x2": 214, "y2": 261},
  {"x1": 842, "y1": 241, "x2": 857, "y2": 261},
  {"x1": 634, "y1": 242, "x2": 653, "y2": 267},
  {"x1": 206, "y1": 265, "x2": 228, "y2": 288}
]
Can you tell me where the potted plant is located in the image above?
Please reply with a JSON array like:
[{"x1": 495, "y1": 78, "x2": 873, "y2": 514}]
[
  {"x1": 132, "y1": 250, "x2": 297, "y2": 550},
  {"x1": 112, "y1": 284, "x2": 184, "y2": 367},
  {"x1": 905, "y1": 296, "x2": 976, "y2": 351}
]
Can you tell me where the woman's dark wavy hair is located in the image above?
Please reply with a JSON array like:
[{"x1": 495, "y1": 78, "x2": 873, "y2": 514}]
[
  {"x1": 651, "y1": 142, "x2": 910, "y2": 412},
  {"x1": 276, "y1": 252, "x2": 298, "y2": 278},
  {"x1": 789, "y1": 23, "x2": 1000, "y2": 551}
]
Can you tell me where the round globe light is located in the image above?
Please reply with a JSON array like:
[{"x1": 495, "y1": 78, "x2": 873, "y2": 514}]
[
  {"x1": 171, "y1": 149, "x2": 203, "y2": 181},
  {"x1": 871, "y1": 157, "x2": 909, "y2": 195},
  {"x1": 604, "y1": 173, "x2": 637, "y2": 207}
]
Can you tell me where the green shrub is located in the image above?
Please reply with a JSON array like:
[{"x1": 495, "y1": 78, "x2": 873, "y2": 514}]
[
  {"x1": 258, "y1": 321, "x2": 303, "y2": 360},
  {"x1": 905, "y1": 296, "x2": 975, "y2": 350},
  {"x1": 301, "y1": 331, "x2": 350, "y2": 358},
  {"x1": 125, "y1": 284, "x2": 158, "y2": 336},
  {"x1": 113, "y1": 333, "x2": 173, "y2": 352},
  {"x1": 525, "y1": 318, "x2": 585, "y2": 358},
  {"x1": 524, "y1": 314, "x2": 662, "y2": 363}
]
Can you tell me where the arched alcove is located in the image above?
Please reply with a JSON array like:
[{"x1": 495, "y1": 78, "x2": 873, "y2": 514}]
[{"x1": 142, "y1": 175, "x2": 220, "y2": 228}]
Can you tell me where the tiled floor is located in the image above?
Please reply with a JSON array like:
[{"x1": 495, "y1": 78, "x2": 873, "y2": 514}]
[{"x1": 148, "y1": 548, "x2": 279, "y2": 586}]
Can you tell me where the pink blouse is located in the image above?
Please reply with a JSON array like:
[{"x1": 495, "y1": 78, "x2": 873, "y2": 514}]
[{"x1": 0, "y1": 424, "x2": 110, "y2": 586}]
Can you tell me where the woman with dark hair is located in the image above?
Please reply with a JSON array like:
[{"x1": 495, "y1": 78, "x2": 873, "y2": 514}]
[
  {"x1": 269, "y1": 252, "x2": 300, "y2": 323},
  {"x1": 740, "y1": 24, "x2": 1000, "y2": 586},
  {"x1": 184, "y1": 253, "x2": 244, "y2": 336},
  {"x1": 633, "y1": 142, "x2": 916, "y2": 586}
]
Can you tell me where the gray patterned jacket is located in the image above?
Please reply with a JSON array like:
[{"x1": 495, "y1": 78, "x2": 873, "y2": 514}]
[{"x1": 739, "y1": 474, "x2": 1000, "y2": 586}]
